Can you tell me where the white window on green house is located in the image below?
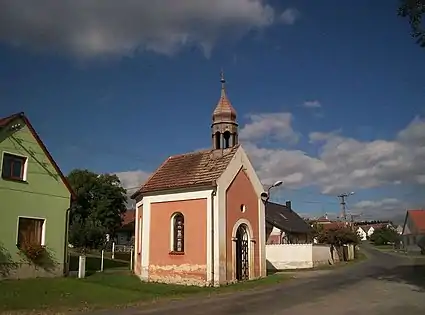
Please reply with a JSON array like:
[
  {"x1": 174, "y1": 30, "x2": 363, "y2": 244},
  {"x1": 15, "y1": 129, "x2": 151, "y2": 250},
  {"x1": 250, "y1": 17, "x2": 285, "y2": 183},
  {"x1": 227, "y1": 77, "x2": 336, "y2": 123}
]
[
  {"x1": 1, "y1": 152, "x2": 28, "y2": 181},
  {"x1": 17, "y1": 217, "x2": 46, "y2": 249}
]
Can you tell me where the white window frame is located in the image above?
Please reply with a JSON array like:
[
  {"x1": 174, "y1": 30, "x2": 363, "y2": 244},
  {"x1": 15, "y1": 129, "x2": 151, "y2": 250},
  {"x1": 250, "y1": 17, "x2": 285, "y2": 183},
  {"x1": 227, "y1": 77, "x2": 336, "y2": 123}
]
[
  {"x1": 16, "y1": 216, "x2": 46, "y2": 246},
  {"x1": 1, "y1": 151, "x2": 29, "y2": 181},
  {"x1": 170, "y1": 212, "x2": 184, "y2": 252}
]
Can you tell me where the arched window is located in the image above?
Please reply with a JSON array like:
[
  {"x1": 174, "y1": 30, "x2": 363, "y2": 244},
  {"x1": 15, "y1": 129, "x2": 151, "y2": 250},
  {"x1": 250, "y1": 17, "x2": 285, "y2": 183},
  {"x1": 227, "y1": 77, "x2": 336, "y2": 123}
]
[{"x1": 172, "y1": 213, "x2": 184, "y2": 252}]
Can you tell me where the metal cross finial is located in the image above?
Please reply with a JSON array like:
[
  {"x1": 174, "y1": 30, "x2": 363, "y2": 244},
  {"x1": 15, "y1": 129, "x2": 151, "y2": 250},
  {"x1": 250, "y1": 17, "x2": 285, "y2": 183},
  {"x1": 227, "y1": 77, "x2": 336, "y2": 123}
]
[{"x1": 220, "y1": 69, "x2": 226, "y2": 96}]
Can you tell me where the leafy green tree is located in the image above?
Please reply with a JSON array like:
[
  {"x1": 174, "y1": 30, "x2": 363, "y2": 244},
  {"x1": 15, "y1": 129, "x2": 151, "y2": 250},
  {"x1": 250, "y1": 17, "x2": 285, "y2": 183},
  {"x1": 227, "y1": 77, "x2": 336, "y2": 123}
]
[
  {"x1": 370, "y1": 227, "x2": 400, "y2": 245},
  {"x1": 398, "y1": 0, "x2": 425, "y2": 47},
  {"x1": 67, "y1": 169, "x2": 127, "y2": 250}
]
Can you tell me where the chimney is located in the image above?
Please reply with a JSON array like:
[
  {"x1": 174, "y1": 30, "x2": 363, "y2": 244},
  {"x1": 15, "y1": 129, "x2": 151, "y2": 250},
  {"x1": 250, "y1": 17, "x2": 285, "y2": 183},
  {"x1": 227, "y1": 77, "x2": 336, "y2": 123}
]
[{"x1": 285, "y1": 200, "x2": 292, "y2": 210}]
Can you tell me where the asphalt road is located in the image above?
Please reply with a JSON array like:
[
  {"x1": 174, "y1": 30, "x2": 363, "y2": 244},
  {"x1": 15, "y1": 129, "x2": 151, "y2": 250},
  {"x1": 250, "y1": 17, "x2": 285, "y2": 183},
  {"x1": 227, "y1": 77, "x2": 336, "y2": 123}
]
[{"x1": 93, "y1": 245, "x2": 425, "y2": 315}]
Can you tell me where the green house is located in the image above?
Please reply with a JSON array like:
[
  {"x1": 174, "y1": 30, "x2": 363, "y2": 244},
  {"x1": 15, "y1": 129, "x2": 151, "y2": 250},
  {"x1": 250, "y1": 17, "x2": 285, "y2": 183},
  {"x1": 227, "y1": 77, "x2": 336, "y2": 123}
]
[{"x1": 0, "y1": 112, "x2": 75, "y2": 279}]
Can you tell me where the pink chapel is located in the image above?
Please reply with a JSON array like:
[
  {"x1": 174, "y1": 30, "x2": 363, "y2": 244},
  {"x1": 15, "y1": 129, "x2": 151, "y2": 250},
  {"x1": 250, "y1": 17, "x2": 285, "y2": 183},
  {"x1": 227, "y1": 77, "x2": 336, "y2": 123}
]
[{"x1": 131, "y1": 73, "x2": 267, "y2": 286}]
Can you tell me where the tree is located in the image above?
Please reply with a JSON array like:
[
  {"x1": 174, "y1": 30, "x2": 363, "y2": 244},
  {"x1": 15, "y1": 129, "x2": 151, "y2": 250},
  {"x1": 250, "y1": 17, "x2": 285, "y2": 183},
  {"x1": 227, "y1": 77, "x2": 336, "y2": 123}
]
[
  {"x1": 398, "y1": 0, "x2": 425, "y2": 47},
  {"x1": 67, "y1": 169, "x2": 127, "y2": 250},
  {"x1": 316, "y1": 227, "x2": 360, "y2": 246},
  {"x1": 370, "y1": 227, "x2": 400, "y2": 245}
]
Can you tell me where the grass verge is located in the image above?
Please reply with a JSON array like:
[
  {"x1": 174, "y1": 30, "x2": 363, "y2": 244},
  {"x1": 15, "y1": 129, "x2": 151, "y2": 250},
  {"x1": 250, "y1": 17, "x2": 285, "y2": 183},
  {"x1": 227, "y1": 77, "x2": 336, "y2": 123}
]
[
  {"x1": 372, "y1": 245, "x2": 425, "y2": 259},
  {"x1": 0, "y1": 272, "x2": 289, "y2": 313},
  {"x1": 68, "y1": 252, "x2": 129, "y2": 273}
]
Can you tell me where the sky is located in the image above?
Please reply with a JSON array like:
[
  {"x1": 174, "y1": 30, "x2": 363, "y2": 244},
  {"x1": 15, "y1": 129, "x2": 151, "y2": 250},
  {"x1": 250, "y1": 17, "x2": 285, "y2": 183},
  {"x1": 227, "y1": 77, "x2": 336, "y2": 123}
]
[{"x1": 0, "y1": 0, "x2": 424, "y2": 223}]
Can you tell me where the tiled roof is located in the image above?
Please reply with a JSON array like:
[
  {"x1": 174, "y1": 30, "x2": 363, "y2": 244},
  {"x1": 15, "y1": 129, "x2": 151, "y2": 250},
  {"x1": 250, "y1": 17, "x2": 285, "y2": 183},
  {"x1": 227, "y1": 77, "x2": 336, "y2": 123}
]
[
  {"x1": 131, "y1": 145, "x2": 240, "y2": 197},
  {"x1": 265, "y1": 202, "x2": 313, "y2": 234},
  {"x1": 322, "y1": 222, "x2": 349, "y2": 231},
  {"x1": 408, "y1": 210, "x2": 425, "y2": 233},
  {"x1": 0, "y1": 112, "x2": 76, "y2": 199},
  {"x1": 121, "y1": 209, "x2": 135, "y2": 226}
]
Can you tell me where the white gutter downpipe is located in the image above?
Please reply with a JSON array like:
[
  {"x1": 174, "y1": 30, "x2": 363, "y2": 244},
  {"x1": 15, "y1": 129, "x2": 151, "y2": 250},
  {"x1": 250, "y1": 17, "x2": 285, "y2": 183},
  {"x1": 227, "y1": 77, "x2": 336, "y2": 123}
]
[{"x1": 210, "y1": 189, "x2": 216, "y2": 286}]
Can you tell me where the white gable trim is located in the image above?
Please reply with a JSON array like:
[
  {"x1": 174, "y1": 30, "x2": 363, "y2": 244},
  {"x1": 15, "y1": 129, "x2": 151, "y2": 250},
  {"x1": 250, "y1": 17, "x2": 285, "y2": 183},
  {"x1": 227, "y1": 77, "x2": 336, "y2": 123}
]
[{"x1": 215, "y1": 146, "x2": 267, "y2": 282}]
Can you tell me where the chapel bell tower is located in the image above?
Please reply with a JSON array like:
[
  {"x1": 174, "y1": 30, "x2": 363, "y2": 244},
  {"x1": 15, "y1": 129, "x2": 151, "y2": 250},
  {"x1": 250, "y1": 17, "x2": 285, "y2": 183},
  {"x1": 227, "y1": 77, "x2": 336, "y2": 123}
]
[{"x1": 212, "y1": 71, "x2": 238, "y2": 150}]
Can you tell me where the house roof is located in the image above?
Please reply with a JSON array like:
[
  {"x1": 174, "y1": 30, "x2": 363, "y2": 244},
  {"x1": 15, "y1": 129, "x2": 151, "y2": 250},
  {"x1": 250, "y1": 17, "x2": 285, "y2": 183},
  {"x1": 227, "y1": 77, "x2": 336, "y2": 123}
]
[
  {"x1": 122, "y1": 209, "x2": 136, "y2": 226},
  {"x1": 358, "y1": 223, "x2": 388, "y2": 232},
  {"x1": 265, "y1": 201, "x2": 313, "y2": 234},
  {"x1": 0, "y1": 112, "x2": 76, "y2": 200},
  {"x1": 407, "y1": 210, "x2": 425, "y2": 233},
  {"x1": 119, "y1": 209, "x2": 136, "y2": 231},
  {"x1": 316, "y1": 216, "x2": 332, "y2": 223},
  {"x1": 321, "y1": 222, "x2": 349, "y2": 231},
  {"x1": 131, "y1": 145, "x2": 240, "y2": 198}
]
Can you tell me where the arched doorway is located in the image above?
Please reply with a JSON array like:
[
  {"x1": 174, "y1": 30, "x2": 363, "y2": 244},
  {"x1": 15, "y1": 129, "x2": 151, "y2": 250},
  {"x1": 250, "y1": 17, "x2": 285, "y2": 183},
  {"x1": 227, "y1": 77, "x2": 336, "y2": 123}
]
[{"x1": 235, "y1": 224, "x2": 249, "y2": 281}]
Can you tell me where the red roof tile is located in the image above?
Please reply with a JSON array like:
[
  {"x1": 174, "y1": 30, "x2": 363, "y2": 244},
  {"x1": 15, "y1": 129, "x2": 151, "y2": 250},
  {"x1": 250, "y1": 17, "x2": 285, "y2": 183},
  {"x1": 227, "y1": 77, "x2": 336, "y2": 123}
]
[
  {"x1": 408, "y1": 210, "x2": 425, "y2": 233},
  {"x1": 0, "y1": 112, "x2": 76, "y2": 199},
  {"x1": 121, "y1": 209, "x2": 135, "y2": 226},
  {"x1": 131, "y1": 145, "x2": 239, "y2": 197},
  {"x1": 322, "y1": 222, "x2": 349, "y2": 230}
]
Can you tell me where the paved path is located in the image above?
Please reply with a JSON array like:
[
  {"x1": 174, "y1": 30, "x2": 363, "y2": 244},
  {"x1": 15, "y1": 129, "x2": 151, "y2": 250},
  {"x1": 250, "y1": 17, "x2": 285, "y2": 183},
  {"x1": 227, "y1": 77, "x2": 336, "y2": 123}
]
[{"x1": 93, "y1": 245, "x2": 425, "y2": 315}]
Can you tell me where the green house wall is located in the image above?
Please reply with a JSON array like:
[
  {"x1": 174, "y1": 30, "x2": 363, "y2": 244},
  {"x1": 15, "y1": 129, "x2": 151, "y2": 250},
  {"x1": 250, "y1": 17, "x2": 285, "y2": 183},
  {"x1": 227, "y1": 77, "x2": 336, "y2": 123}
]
[{"x1": 0, "y1": 118, "x2": 71, "y2": 279}]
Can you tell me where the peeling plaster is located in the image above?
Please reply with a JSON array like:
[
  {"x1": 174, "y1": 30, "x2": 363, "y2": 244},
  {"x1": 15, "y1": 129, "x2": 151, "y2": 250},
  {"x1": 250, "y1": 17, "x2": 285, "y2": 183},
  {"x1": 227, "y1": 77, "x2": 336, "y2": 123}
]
[{"x1": 148, "y1": 264, "x2": 208, "y2": 286}]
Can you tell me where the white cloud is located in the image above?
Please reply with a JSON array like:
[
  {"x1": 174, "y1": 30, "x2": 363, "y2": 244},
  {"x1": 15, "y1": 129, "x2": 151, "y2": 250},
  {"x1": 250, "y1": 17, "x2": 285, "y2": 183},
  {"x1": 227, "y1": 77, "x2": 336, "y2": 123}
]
[
  {"x1": 303, "y1": 100, "x2": 322, "y2": 108},
  {"x1": 115, "y1": 170, "x2": 151, "y2": 195},
  {"x1": 0, "y1": 0, "x2": 291, "y2": 58},
  {"x1": 350, "y1": 198, "x2": 406, "y2": 220},
  {"x1": 280, "y1": 8, "x2": 300, "y2": 25},
  {"x1": 241, "y1": 112, "x2": 425, "y2": 196},
  {"x1": 239, "y1": 112, "x2": 300, "y2": 143}
]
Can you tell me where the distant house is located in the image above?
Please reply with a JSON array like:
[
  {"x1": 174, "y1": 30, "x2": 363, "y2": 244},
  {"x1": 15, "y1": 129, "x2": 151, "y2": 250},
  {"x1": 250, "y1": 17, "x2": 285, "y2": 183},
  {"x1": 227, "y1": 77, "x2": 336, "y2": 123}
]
[
  {"x1": 356, "y1": 223, "x2": 391, "y2": 241},
  {"x1": 114, "y1": 209, "x2": 135, "y2": 245},
  {"x1": 396, "y1": 225, "x2": 403, "y2": 235},
  {"x1": 265, "y1": 201, "x2": 313, "y2": 244},
  {"x1": 357, "y1": 226, "x2": 368, "y2": 241},
  {"x1": 315, "y1": 215, "x2": 333, "y2": 225},
  {"x1": 402, "y1": 209, "x2": 425, "y2": 252},
  {"x1": 0, "y1": 112, "x2": 75, "y2": 279}
]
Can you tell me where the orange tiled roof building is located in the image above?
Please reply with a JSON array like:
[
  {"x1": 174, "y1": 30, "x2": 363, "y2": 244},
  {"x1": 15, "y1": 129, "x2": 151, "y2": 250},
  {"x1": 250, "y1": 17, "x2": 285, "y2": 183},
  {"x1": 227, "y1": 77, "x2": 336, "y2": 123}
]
[{"x1": 131, "y1": 72, "x2": 267, "y2": 286}]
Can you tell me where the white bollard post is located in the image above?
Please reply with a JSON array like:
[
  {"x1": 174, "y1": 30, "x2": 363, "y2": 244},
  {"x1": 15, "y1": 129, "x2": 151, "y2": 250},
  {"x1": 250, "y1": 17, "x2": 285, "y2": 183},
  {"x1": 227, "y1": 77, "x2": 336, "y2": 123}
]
[
  {"x1": 112, "y1": 242, "x2": 115, "y2": 260},
  {"x1": 100, "y1": 250, "x2": 104, "y2": 272},
  {"x1": 130, "y1": 249, "x2": 133, "y2": 272},
  {"x1": 78, "y1": 255, "x2": 86, "y2": 279}
]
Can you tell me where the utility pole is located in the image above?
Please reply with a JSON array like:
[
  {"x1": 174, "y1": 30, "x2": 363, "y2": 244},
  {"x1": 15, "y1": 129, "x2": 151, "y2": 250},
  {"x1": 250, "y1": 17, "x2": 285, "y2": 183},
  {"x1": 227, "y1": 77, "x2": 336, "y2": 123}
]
[{"x1": 337, "y1": 192, "x2": 354, "y2": 223}]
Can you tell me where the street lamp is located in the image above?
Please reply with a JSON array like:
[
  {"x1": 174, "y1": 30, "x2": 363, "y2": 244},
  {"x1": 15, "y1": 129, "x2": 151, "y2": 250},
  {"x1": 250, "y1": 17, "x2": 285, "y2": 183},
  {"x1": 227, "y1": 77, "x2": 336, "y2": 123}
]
[
  {"x1": 261, "y1": 180, "x2": 283, "y2": 203},
  {"x1": 268, "y1": 180, "x2": 283, "y2": 196}
]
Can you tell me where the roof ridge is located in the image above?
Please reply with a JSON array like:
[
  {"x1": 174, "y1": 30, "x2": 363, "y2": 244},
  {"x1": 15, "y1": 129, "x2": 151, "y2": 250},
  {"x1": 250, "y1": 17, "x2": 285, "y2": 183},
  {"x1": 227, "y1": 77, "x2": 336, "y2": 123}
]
[{"x1": 169, "y1": 148, "x2": 212, "y2": 159}]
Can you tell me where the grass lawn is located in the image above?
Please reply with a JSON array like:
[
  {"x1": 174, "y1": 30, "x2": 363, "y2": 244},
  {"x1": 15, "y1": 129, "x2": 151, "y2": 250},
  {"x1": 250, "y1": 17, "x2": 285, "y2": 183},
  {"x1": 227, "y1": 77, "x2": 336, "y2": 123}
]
[
  {"x1": 372, "y1": 244, "x2": 425, "y2": 259},
  {"x1": 0, "y1": 273, "x2": 290, "y2": 313},
  {"x1": 68, "y1": 252, "x2": 130, "y2": 273}
]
